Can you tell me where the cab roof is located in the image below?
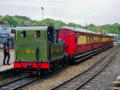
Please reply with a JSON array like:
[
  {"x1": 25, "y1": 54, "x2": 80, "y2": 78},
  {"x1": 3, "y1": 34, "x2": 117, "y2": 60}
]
[{"x1": 15, "y1": 26, "x2": 49, "y2": 31}]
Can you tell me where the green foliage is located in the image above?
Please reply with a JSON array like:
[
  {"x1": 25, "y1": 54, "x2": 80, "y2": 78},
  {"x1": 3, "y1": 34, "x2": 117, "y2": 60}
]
[
  {"x1": 0, "y1": 15, "x2": 2, "y2": 20},
  {"x1": 2, "y1": 15, "x2": 18, "y2": 27},
  {"x1": 55, "y1": 20, "x2": 66, "y2": 28},
  {"x1": 14, "y1": 15, "x2": 30, "y2": 21},
  {"x1": 82, "y1": 23, "x2": 120, "y2": 34},
  {"x1": 41, "y1": 18, "x2": 55, "y2": 26},
  {"x1": 68, "y1": 22, "x2": 81, "y2": 28},
  {"x1": 0, "y1": 15, "x2": 120, "y2": 34},
  {"x1": 1, "y1": 15, "x2": 31, "y2": 27},
  {"x1": 32, "y1": 20, "x2": 41, "y2": 26}
]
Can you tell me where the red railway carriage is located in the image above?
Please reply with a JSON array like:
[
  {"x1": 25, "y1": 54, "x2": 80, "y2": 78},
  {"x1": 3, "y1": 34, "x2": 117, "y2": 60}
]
[
  {"x1": 58, "y1": 26, "x2": 113, "y2": 61},
  {"x1": 58, "y1": 27, "x2": 76, "y2": 55}
]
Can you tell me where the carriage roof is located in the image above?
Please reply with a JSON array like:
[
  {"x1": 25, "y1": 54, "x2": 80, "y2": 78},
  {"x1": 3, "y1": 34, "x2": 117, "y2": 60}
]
[
  {"x1": 60, "y1": 26, "x2": 114, "y2": 37},
  {"x1": 61, "y1": 26, "x2": 96, "y2": 34}
]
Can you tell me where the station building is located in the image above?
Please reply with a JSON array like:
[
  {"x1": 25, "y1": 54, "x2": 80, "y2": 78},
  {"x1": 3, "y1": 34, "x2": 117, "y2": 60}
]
[{"x1": 0, "y1": 27, "x2": 14, "y2": 48}]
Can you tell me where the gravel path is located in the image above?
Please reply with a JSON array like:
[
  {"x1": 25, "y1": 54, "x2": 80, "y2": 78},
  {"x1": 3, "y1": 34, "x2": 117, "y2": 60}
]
[
  {"x1": 25, "y1": 47, "x2": 115, "y2": 90},
  {"x1": 81, "y1": 47, "x2": 120, "y2": 90}
]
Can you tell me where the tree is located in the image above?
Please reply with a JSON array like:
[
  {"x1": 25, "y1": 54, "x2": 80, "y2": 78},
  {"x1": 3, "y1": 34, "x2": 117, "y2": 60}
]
[
  {"x1": 0, "y1": 15, "x2": 119, "y2": 34},
  {"x1": 2, "y1": 15, "x2": 18, "y2": 27},
  {"x1": 14, "y1": 15, "x2": 30, "y2": 21},
  {"x1": 41, "y1": 18, "x2": 55, "y2": 26},
  {"x1": 0, "y1": 15, "x2": 2, "y2": 20},
  {"x1": 68, "y1": 22, "x2": 77, "y2": 27},
  {"x1": 55, "y1": 20, "x2": 66, "y2": 28},
  {"x1": 32, "y1": 20, "x2": 42, "y2": 26}
]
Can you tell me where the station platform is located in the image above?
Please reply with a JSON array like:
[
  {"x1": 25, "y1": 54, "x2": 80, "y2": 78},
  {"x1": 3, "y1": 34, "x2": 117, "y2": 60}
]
[
  {"x1": 0, "y1": 49, "x2": 14, "y2": 73},
  {"x1": 0, "y1": 64, "x2": 13, "y2": 73}
]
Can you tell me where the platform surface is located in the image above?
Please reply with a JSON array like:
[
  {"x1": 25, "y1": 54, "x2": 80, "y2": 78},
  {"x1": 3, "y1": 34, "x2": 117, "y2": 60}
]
[
  {"x1": 0, "y1": 64, "x2": 13, "y2": 72},
  {"x1": 0, "y1": 50, "x2": 14, "y2": 72}
]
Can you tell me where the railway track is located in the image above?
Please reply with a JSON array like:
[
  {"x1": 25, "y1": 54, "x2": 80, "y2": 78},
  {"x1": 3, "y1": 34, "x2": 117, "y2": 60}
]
[
  {"x1": 0, "y1": 74, "x2": 40, "y2": 90},
  {"x1": 0, "y1": 74, "x2": 29, "y2": 87},
  {"x1": 0, "y1": 47, "x2": 116, "y2": 90},
  {"x1": 51, "y1": 48, "x2": 118, "y2": 90}
]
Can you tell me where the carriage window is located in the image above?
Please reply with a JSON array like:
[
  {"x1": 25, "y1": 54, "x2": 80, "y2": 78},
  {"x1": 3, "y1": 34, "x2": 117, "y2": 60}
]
[
  {"x1": 21, "y1": 31, "x2": 26, "y2": 38},
  {"x1": 35, "y1": 31, "x2": 40, "y2": 38}
]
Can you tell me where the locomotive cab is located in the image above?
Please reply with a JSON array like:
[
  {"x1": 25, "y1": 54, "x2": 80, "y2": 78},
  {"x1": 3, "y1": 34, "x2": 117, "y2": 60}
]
[{"x1": 14, "y1": 26, "x2": 64, "y2": 73}]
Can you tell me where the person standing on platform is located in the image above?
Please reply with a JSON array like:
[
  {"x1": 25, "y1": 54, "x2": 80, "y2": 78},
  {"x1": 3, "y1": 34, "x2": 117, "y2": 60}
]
[{"x1": 3, "y1": 37, "x2": 10, "y2": 65}]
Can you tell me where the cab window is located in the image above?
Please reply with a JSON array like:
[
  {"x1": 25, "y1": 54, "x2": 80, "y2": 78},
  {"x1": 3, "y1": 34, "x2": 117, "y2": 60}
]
[
  {"x1": 21, "y1": 31, "x2": 26, "y2": 38},
  {"x1": 35, "y1": 31, "x2": 40, "y2": 38}
]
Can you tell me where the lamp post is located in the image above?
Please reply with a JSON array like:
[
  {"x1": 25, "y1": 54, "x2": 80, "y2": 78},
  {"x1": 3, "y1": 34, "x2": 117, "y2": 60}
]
[{"x1": 41, "y1": 7, "x2": 44, "y2": 20}]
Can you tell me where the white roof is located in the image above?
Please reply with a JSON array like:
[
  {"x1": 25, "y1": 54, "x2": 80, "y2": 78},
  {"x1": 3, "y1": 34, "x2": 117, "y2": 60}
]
[
  {"x1": 108, "y1": 34, "x2": 120, "y2": 36},
  {"x1": 61, "y1": 26, "x2": 97, "y2": 34},
  {"x1": 15, "y1": 26, "x2": 48, "y2": 31}
]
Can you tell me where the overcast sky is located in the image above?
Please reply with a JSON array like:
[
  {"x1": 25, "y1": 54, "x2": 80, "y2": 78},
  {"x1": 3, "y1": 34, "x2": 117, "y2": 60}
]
[{"x1": 0, "y1": 0, "x2": 120, "y2": 25}]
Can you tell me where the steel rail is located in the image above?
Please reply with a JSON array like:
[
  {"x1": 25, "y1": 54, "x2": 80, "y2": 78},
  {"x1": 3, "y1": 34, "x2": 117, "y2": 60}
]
[
  {"x1": 0, "y1": 74, "x2": 29, "y2": 87},
  {"x1": 0, "y1": 74, "x2": 40, "y2": 90},
  {"x1": 74, "y1": 51, "x2": 118, "y2": 90},
  {"x1": 12, "y1": 77, "x2": 40, "y2": 90},
  {"x1": 51, "y1": 47, "x2": 117, "y2": 90}
]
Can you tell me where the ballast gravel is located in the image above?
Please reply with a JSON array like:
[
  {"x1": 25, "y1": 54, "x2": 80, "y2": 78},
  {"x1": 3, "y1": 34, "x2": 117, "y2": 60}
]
[
  {"x1": 81, "y1": 48, "x2": 120, "y2": 90},
  {"x1": 25, "y1": 47, "x2": 116, "y2": 90}
]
